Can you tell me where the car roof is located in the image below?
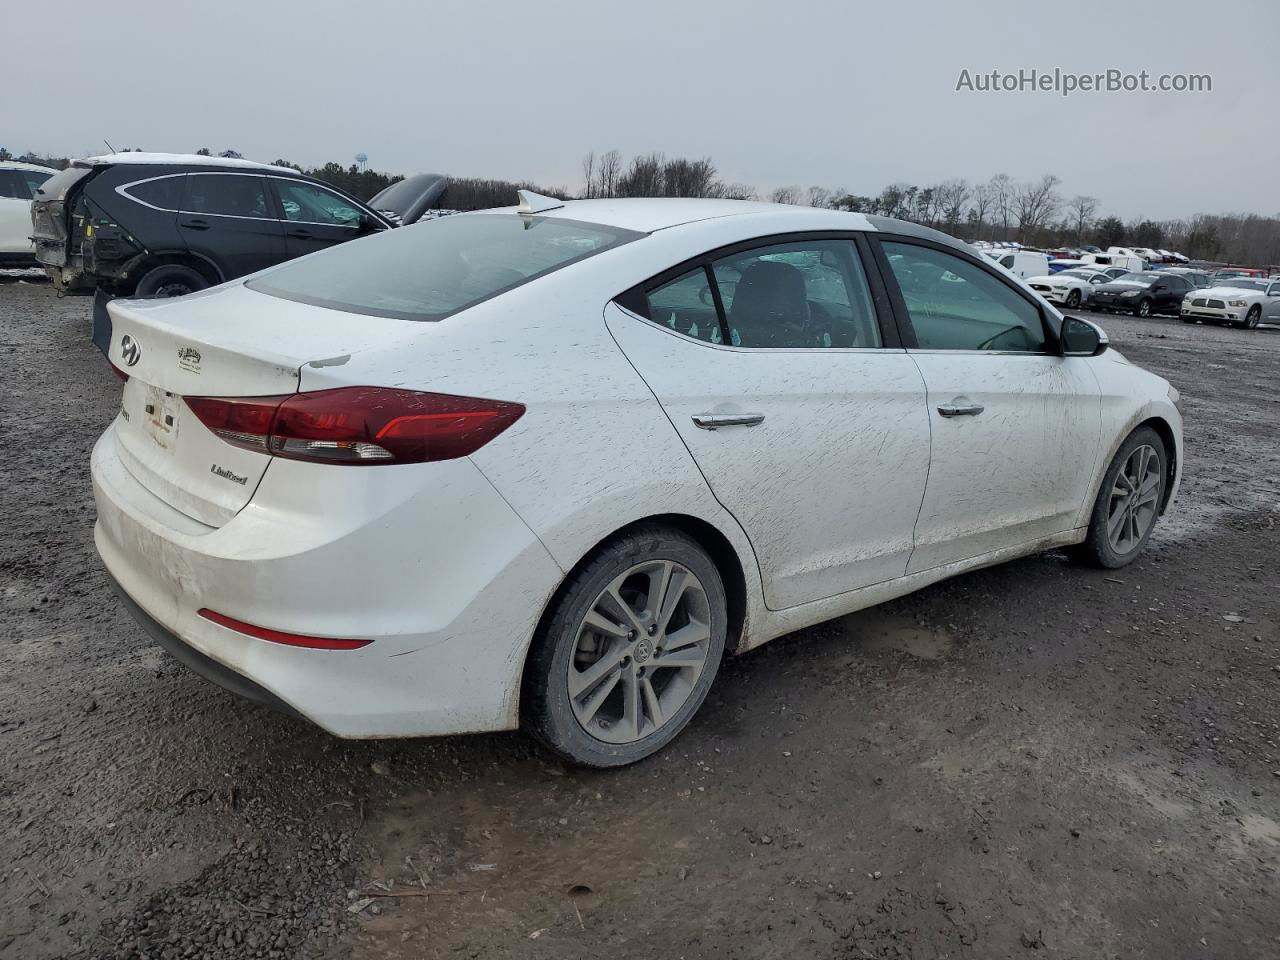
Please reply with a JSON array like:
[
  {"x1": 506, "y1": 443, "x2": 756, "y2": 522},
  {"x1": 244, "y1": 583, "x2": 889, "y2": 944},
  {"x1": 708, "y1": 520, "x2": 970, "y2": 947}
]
[
  {"x1": 0, "y1": 160, "x2": 59, "y2": 173},
  {"x1": 481, "y1": 197, "x2": 872, "y2": 234},
  {"x1": 74, "y1": 152, "x2": 301, "y2": 175}
]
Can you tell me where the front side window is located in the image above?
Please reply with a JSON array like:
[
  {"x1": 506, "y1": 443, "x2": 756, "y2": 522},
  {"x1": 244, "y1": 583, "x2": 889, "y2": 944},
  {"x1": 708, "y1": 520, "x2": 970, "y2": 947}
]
[
  {"x1": 248, "y1": 213, "x2": 639, "y2": 321},
  {"x1": 711, "y1": 240, "x2": 880, "y2": 348},
  {"x1": 274, "y1": 180, "x2": 363, "y2": 226},
  {"x1": 882, "y1": 241, "x2": 1048, "y2": 353},
  {"x1": 183, "y1": 174, "x2": 271, "y2": 219}
]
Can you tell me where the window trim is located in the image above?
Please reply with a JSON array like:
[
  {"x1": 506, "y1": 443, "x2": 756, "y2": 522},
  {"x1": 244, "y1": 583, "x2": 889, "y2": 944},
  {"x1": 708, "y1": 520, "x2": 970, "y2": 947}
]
[
  {"x1": 115, "y1": 171, "x2": 390, "y2": 228},
  {"x1": 870, "y1": 234, "x2": 1063, "y2": 357},
  {"x1": 615, "y1": 231, "x2": 903, "y2": 351}
]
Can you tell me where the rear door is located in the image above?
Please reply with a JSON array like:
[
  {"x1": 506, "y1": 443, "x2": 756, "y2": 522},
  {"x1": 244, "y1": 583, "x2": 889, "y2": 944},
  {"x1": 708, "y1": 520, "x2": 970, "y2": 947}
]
[
  {"x1": 179, "y1": 172, "x2": 286, "y2": 279},
  {"x1": 269, "y1": 178, "x2": 369, "y2": 259},
  {"x1": 608, "y1": 235, "x2": 931, "y2": 610},
  {"x1": 873, "y1": 237, "x2": 1101, "y2": 573}
]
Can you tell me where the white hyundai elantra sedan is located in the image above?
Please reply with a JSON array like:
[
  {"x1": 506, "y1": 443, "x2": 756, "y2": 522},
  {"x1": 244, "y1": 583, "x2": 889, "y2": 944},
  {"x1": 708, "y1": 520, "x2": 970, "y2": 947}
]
[{"x1": 93, "y1": 195, "x2": 1182, "y2": 766}]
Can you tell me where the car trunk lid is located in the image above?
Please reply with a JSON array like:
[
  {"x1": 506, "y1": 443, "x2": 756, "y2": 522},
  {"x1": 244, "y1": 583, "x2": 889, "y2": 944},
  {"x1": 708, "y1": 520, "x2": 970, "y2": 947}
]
[{"x1": 104, "y1": 284, "x2": 419, "y2": 526}]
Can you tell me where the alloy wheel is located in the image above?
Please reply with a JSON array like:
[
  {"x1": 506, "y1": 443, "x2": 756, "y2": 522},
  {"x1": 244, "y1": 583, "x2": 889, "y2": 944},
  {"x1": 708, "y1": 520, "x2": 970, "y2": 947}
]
[
  {"x1": 1106, "y1": 444, "x2": 1161, "y2": 555},
  {"x1": 568, "y1": 560, "x2": 712, "y2": 744}
]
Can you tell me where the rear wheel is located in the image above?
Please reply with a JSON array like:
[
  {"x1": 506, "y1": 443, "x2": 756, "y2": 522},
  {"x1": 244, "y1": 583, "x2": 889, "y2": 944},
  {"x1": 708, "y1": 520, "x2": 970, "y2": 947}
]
[
  {"x1": 1076, "y1": 427, "x2": 1167, "y2": 568},
  {"x1": 522, "y1": 526, "x2": 726, "y2": 767},
  {"x1": 134, "y1": 263, "x2": 208, "y2": 298}
]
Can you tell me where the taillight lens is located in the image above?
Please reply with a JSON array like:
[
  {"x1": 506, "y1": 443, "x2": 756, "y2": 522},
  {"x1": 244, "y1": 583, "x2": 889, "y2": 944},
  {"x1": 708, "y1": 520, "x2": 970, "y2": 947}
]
[
  {"x1": 110, "y1": 363, "x2": 129, "y2": 382},
  {"x1": 184, "y1": 387, "x2": 524, "y2": 465}
]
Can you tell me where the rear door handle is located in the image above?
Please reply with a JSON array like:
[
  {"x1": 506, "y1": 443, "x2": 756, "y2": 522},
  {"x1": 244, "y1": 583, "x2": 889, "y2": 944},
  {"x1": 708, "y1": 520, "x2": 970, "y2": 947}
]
[
  {"x1": 179, "y1": 218, "x2": 209, "y2": 231},
  {"x1": 287, "y1": 228, "x2": 313, "y2": 239},
  {"x1": 692, "y1": 413, "x2": 765, "y2": 430},
  {"x1": 937, "y1": 403, "x2": 984, "y2": 417}
]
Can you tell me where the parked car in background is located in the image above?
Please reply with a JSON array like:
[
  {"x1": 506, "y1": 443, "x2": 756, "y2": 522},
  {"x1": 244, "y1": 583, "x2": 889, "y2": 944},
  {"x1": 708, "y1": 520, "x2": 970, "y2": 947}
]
[
  {"x1": 0, "y1": 160, "x2": 55, "y2": 267},
  {"x1": 988, "y1": 249, "x2": 1050, "y2": 279},
  {"x1": 30, "y1": 153, "x2": 441, "y2": 298},
  {"x1": 91, "y1": 197, "x2": 1181, "y2": 766},
  {"x1": 1089, "y1": 271, "x2": 1196, "y2": 317},
  {"x1": 1025, "y1": 268, "x2": 1111, "y2": 308},
  {"x1": 1180, "y1": 277, "x2": 1280, "y2": 328},
  {"x1": 1159, "y1": 267, "x2": 1211, "y2": 288},
  {"x1": 1083, "y1": 252, "x2": 1146, "y2": 273}
]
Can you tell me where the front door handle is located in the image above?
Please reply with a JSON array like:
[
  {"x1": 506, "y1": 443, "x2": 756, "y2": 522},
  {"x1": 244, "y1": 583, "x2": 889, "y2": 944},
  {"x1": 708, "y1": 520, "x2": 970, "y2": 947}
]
[
  {"x1": 692, "y1": 413, "x2": 765, "y2": 430},
  {"x1": 179, "y1": 218, "x2": 210, "y2": 231},
  {"x1": 937, "y1": 403, "x2": 985, "y2": 417}
]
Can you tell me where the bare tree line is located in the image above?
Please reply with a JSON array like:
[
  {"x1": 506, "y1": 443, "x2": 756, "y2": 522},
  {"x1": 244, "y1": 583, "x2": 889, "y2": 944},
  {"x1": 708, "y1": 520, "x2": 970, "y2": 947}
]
[{"x1": 576, "y1": 149, "x2": 1280, "y2": 266}]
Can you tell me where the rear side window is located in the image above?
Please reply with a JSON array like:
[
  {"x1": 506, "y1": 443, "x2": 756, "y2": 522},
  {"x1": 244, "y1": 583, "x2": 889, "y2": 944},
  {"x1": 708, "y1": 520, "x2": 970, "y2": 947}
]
[
  {"x1": 647, "y1": 268, "x2": 722, "y2": 344},
  {"x1": 882, "y1": 241, "x2": 1047, "y2": 353},
  {"x1": 122, "y1": 175, "x2": 185, "y2": 211},
  {"x1": 248, "y1": 213, "x2": 640, "y2": 321},
  {"x1": 712, "y1": 241, "x2": 880, "y2": 348},
  {"x1": 183, "y1": 174, "x2": 271, "y2": 219}
]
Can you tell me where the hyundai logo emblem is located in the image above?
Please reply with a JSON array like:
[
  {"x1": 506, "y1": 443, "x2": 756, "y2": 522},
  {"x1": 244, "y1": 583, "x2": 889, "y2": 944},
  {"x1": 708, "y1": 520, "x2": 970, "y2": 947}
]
[{"x1": 120, "y1": 335, "x2": 141, "y2": 367}]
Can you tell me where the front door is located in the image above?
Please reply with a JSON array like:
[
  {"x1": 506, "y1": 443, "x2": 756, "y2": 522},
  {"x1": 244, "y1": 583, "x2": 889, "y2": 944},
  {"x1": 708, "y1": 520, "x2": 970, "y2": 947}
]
[
  {"x1": 875, "y1": 238, "x2": 1102, "y2": 573},
  {"x1": 608, "y1": 237, "x2": 931, "y2": 610},
  {"x1": 179, "y1": 173, "x2": 285, "y2": 279},
  {"x1": 1263, "y1": 283, "x2": 1280, "y2": 323}
]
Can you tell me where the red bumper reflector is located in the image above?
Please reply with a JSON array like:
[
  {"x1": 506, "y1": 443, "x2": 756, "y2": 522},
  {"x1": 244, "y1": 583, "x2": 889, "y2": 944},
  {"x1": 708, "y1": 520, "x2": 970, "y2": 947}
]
[{"x1": 198, "y1": 609, "x2": 371, "y2": 650}]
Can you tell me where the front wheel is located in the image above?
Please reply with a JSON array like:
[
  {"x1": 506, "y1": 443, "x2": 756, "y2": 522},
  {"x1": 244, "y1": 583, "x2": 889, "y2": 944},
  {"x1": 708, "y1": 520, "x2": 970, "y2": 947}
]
[
  {"x1": 1239, "y1": 305, "x2": 1261, "y2": 330},
  {"x1": 1076, "y1": 427, "x2": 1168, "y2": 568},
  {"x1": 1135, "y1": 298, "x2": 1152, "y2": 318},
  {"x1": 1065, "y1": 289, "x2": 1082, "y2": 309},
  {"x1": 522, "y1": 526, "x2": 727, "y2": 767}
]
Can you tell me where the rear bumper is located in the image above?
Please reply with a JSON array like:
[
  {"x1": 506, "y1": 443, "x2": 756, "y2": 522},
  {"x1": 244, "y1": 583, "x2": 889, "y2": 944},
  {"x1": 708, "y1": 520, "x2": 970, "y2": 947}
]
[
  {"x1": 91, "y1": 424, "x2": 564, "y2": 738},
  {"x1": 106, "y1": 570, "x2": 302, "y2": 718}
]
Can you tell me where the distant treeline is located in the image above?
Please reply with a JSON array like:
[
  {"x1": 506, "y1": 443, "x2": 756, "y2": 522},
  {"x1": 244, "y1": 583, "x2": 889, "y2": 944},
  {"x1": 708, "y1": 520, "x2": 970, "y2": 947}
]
[{"x1": 3, "y1": 144, "x2": 1275, "y2": 266}]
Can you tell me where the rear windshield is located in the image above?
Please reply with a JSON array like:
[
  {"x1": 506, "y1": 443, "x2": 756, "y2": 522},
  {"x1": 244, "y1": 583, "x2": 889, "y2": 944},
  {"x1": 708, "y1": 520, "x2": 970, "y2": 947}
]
[{"x1": 248, "y1": 213, "x2": 641, "y2": 321}]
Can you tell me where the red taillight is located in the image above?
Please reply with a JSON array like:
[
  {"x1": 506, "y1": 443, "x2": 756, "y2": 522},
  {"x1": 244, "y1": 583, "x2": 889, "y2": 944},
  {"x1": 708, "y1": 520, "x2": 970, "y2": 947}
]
[
  {"x1": 184, "y1": 387, "x2": 523, "y2": 465},
  {"x1": 198, "y1": 608, "x2": 371, "y2": 650},
  {"x1": 110, "y1": 363, "x2": 129, "y2": 382}
]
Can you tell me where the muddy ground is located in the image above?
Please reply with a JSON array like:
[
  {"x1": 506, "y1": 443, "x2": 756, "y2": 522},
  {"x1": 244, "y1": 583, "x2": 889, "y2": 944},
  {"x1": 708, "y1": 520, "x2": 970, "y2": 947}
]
[{"x1": 2, "y1": 279, "x2": 1278, "y2": 960}]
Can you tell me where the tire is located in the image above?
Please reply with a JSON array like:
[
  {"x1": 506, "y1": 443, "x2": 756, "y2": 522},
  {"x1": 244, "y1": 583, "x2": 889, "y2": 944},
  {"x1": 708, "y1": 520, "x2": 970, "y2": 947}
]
[
  {"x1": 1135, "y1": 298, "x2": 1152, "y2": 318},
  {"x1": 1065, "y1": 289, "x2": 1082, "y2": 309},
  {"x1": 1075, "y1": 427, "x2": 1168, "y2": 569},
  {"x1": 1240, "y1": 305, "x2": 1261, "y2": 330},
  {"x1": 522, "y1": 525, "x2": 727, "y2": 767},
  {"x1": 133, "y1": 264, "x2": 208, "y2": 298}
]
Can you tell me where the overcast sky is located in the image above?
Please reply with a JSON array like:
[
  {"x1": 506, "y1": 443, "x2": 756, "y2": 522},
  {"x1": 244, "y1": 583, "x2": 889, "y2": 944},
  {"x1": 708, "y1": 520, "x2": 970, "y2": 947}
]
[{"x1": 7, "y1": 0, "x2": 1277, "y2": 221}]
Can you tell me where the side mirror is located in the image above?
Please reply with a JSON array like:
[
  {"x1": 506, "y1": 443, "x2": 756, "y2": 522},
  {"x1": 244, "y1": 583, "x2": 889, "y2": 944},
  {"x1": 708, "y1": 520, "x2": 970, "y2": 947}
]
[{"x1": 1061, "y1": 316, "x2": 1108, "y2": 357}]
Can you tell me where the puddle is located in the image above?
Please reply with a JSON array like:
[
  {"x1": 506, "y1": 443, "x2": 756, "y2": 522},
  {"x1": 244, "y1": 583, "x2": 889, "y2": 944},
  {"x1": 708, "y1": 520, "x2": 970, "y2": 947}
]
[{"x1": 835, "y1": 610, "x2": 954, "y2": 660}]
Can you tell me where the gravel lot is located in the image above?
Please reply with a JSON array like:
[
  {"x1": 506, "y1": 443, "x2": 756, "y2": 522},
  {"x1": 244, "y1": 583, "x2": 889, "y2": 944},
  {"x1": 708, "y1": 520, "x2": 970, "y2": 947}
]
[{"x1": 2, "y1": 279, "x2": 1278, "y2": 960}]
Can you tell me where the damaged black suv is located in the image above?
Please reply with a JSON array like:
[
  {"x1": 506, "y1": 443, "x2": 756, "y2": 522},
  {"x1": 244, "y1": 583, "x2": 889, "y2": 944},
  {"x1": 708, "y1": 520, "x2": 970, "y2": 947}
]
[{"x1": 31, "y1": 154, "x2": 441, "y2": 298}]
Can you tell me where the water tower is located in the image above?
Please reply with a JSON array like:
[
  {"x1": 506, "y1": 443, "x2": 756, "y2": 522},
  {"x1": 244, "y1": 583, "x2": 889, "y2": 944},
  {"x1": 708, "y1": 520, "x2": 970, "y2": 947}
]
[{"x1": 355, "y1": 152, "x2": 368, "y2": 171}]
